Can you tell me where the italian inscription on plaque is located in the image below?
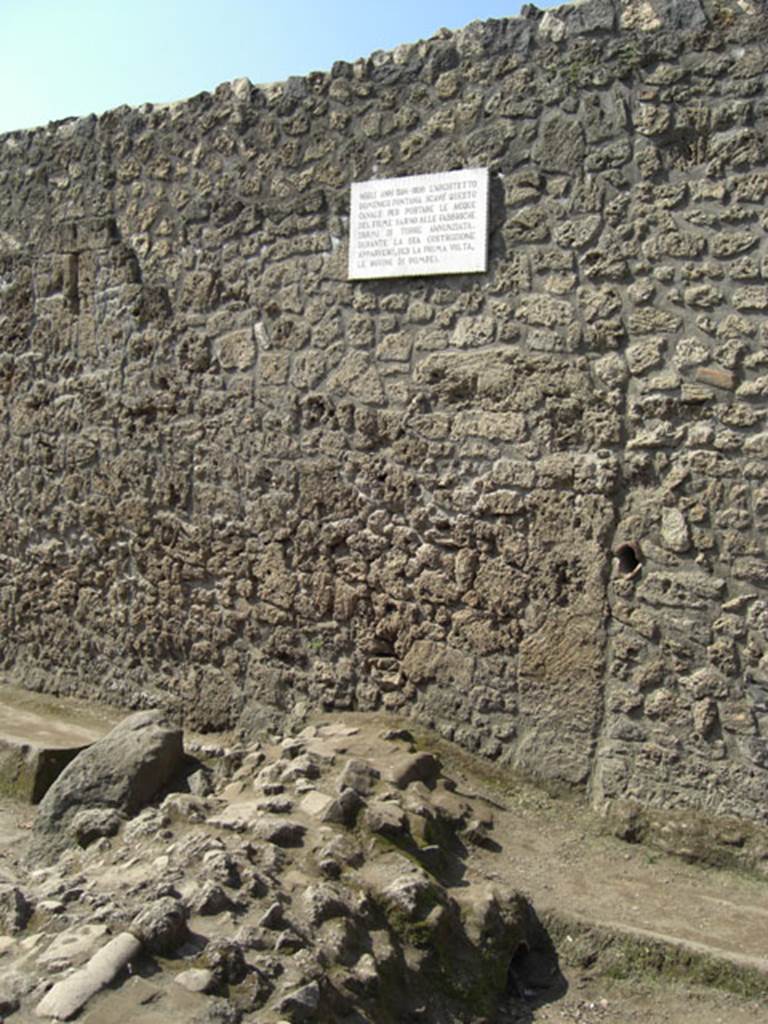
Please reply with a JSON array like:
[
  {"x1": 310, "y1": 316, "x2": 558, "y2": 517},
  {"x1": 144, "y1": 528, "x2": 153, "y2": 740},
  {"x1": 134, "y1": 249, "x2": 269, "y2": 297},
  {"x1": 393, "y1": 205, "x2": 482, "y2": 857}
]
[{"x1": 348, "y1": 167, "x2": 489, "y2": 280}]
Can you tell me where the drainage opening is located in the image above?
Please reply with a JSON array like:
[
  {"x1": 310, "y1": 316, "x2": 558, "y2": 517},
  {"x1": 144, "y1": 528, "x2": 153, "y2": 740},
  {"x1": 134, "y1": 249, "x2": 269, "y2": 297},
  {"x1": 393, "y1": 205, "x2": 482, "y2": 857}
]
[{"x1": 615, "y1": 541, "x2": 642, "y2": 578}]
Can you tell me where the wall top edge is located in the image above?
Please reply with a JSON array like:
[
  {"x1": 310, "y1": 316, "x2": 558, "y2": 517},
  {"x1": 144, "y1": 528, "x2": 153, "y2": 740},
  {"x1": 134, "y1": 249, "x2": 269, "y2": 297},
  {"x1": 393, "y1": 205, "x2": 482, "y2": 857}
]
[{"x1": 0, "y1": 0, "x2": 763, "y2": 145}]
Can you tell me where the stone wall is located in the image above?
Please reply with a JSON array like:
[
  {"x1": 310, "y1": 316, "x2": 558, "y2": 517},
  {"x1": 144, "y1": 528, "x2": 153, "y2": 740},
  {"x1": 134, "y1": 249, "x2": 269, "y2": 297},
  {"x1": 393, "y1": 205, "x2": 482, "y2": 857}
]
[{"x1": 1, "y1": 0, "x2": 767, "y2": 828}]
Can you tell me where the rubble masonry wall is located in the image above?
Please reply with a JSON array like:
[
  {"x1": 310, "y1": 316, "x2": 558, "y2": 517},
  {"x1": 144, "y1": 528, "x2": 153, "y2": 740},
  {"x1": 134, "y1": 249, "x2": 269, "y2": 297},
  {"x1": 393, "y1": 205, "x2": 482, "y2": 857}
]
[{"x1": 1, "y1": 0, "x2": 767, "y2": 827}]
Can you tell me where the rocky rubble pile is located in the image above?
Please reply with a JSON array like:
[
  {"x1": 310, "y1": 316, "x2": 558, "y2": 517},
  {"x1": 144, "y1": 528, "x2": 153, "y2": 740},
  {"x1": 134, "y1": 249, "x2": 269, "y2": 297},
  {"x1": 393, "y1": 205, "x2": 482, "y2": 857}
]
[{"x1": 0, "y1": 713, "x2": 559, "y2": 1023}]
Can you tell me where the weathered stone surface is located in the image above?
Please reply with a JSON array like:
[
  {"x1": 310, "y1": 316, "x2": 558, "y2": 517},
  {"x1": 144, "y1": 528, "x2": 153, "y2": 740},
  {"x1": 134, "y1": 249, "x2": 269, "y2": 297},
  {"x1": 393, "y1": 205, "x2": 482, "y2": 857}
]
[
  {"x1": 0, "y1": 0, "x2": 767, "y2": 835},
  {"x1": 251, "y1": 817, "x2": 306, "y2": 847},
  {"x1": 174, "y1": 968, "x2": 215, "y2": 994},
  {"x1": 321, "y1": 787, "x2": 365, "y2": 828},
  {"x1": 130, "y1": 897, "x2": 189, "y2": 955},
  {"x1": 0, "y1": 886, "x2": 32, "y2": 935},
  {"x1": 70, "y1": 808, "x2": 123, "y2": 847},
  {"x1": 277, "y1": 980, "x2": 321, "y2": 1020},
  {"x1": 31, "y1": 712, "x2": 183, "y2": 860},
  {"x1": 660, "y1": 508, "x2": 690, "y2": 553},
  {"x1": 387, "y1": 752, "x2": 442, "y2": 790},
  {"x1": 337, "y1": 759, "x2": 381, "y2": 796},
  {"x1": 38, "y1": 924, "x2": 110, "y2": 968},
  {"x1": 35, "y1": 932, "x2": 141, "y2": 1020}
]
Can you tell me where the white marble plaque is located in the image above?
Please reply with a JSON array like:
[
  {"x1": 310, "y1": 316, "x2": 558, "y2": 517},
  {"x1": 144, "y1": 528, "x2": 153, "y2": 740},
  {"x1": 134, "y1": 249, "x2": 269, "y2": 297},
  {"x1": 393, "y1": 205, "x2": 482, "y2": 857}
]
[{"x1": 348, "y1": 168, "x2": 489, "y2": 280}]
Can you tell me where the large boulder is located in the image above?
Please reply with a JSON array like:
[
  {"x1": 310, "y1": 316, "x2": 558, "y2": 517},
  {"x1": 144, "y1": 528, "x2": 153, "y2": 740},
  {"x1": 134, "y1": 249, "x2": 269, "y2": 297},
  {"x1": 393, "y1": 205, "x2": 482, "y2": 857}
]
[{"x1": 30, "y1": 711, "x2": 183, "y2": 861}]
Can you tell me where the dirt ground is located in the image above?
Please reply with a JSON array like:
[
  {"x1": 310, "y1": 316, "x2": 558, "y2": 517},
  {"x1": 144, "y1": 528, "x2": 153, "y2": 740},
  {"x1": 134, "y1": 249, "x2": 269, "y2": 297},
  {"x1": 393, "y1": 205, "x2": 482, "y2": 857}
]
[{"x1": 524, "y1": 975, "x2": 766, "y2": 1024}]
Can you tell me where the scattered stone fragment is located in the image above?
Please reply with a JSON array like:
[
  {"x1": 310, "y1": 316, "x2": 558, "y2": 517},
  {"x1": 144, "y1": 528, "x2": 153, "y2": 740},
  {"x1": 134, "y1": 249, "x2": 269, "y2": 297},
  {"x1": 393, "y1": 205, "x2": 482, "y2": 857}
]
[
  {"x1": 201, "y1": 849, "x2": 241, "y2": 888},
  {"x1": 320, "y1": 788, "x2": 364, "y2": 828},
  {"x1": 343, "y1": 951, "x2": 379, "y2": 995},
  {"x1": 299, "y1": 790, "x2": 334, "y2": 818},
  {"x1": 463, "y1": 818, "x2": 498, "y2": 849},
  {"x1": 337, "y1": 758, "x2": 381, "y2": 796},
  {"x1": 208, "y1": 805, "x2": 255, "y2": 832},
  {"x1": 259, "y1": 901, "x2": 287, "y2": 930},
  {"x1": 185, "y1": 881, "x2": 237, "y2": 917},
  {"x1": 280, "y1": 755, "x2": 322, "y2": 784},
  {"x1": 70, "y1": 808, "x2": 123, "y2": 848},
  {"x1": 380, "y1": 729, "x2": 415, "y2": 744},
  {"x1": 299, "y1": 884, "x2": 352, "y2": 927},
  {"x1": 258, "y1": 796, "x2": 294, "y2": 814},
  {"x1": 276, "y1": 980, "x2": 321, "y2": 1020},
  {"x1": 162, "y1": 793, "x2": 211, "y2": 822},
  {"x1": 130, "y1": 897, "x2": 188, "y2": 956},
  {"x1": 174, "y1": 967, "x2": 215, "y2": 994},
  {"x1": 203, "y1": 937, "x2": 249, "y2": 984},
  {"x1": 387, "y1": 752, "x2": 442, "y2": 790},
  {"x1": 0, "y1": 885, "x2": 32, "y2": 935},
  {"x1": 252, "y1": 818, "x2": 306, "y2": 848},
  {"x1": 365, "y1": 799, "x2": 410, "y2": 838},
  {"x1": 35, "y1": 932, "x2": 141, "y2": 1020}
]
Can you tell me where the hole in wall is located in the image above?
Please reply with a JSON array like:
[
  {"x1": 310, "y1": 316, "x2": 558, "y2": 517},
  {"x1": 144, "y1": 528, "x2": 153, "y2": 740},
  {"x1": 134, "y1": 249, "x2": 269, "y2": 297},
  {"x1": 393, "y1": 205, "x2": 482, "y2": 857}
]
[{"x1": 615, "y1": 541, "x2": 642, "y2": 578}]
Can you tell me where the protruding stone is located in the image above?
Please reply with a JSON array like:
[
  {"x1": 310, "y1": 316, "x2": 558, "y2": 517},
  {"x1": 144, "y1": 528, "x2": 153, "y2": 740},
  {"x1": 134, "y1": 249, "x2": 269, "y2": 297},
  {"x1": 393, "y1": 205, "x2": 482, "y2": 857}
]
[
  {"x1": 130, "y1": 897, "x2": 188, "y2": 956},
  {"x1": 337, "y1": 759, "x2": 380, "y2": 796},
  {"x1": 387, "y1": 752, "x2": 442, "y2": 790},
  {"x1": 31, "y1": 712, "x2": 183, "y2": 863},
  {"x1": 0, "y1": 887, "x2": 32, "y2": 935},
  {"x1": 174, "y1": 967, "x2": 215, "y2": 993},
  {"x1": 277, "y1": 980, "x2": 320, "y2": 1020},
  {"x1": 660, "y1": 508, "x2": 690, "y2": 553}
]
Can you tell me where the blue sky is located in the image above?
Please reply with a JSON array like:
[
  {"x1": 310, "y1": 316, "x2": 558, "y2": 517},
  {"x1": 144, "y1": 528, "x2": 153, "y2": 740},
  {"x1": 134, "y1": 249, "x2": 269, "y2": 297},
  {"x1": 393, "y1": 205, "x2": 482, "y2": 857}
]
[{"x1": 0, "y1": 1, "x2": 560, "y2": 135}]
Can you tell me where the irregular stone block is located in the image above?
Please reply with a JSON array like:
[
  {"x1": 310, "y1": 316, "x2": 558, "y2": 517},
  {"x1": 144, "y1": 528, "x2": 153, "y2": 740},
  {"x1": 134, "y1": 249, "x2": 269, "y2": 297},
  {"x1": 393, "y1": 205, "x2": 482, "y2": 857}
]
[
  {"x1": 215, "y1": 328, "x2": 255, "y2": 370},
  {"x1": 174, "y1": 968, "x2": 215, "y2": 994},
  {"x1": 660, "y1": 508, "x2": 690, "y2": 553},
  {"x1": 251, "y1": 817, "x2": 306, "y2": 847},
  {"x1": 31, "y1": 712, "x2": 183, "y2": 862},
  {"x1": 0, "y1": 886, "x2": 32, "y2": 936},
  {"x1": 636, "y1": 571, "x2": 726, "y2": 609},
  {"x1": 130, "y1": 897, "x2": 189, "y2": 955},
  {"x1": 277, "y1": 980, "x2": 320, "y2": 1021},
  {"x1": 365, "y1": 799, "x2": 410, "y2": 837},
  {"x1": 533, "y1": 115, "x2": 585, "y2": 173},
  {"x1": 321, "y1": 788, "x2": 364, "y2": 828},
  {"x1": 337, "y1": 759, "x2": 381, "y2": 796},
  {"x1": 299, "y1": 790, "x2": 335, "y2": 817},
  {"x1": 387, "y1": 752, "x2": 441, "y2": 790}
]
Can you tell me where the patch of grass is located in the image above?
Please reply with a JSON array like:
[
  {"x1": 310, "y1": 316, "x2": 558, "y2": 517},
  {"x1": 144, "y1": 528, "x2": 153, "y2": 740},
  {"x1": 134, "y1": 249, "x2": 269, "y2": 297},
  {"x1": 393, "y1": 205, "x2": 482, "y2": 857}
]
[
  {"x1": 542, "y1": 911, "x2": 768, "y2": 1001},
  {"x1": 386, "y1": 908, "x2": 435, "y2": 950},
  {"x1": 0, "y1": 759, "x2": 36, "y2": 802}
]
